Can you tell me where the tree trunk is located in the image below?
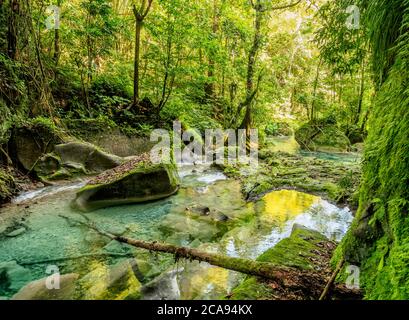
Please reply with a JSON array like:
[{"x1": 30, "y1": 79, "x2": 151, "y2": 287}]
[
  {"x1": 355, "y1": 58, "x2": 365, "y2": 125},
  {"x1": 54, "y1": 28, "x2": 60, "y2": 65},
  {"x1": 206, "y1": 0, "x2": 219, "y2": 112},
  {"x1": 240, "y1": 3, "x2": 263, "y2": 132},
  {"x1": 132, "y1": 0, "x2": 153, "y2": 107},
  {"x1": 133, "y1": 19, "x2": 142, "y2": 105},
  {"x1": 7, "y1": 0, "x2": 19, "y2": 60},
  {"x1": 311, "y1": 58, "x2": 323, "y2": 122}
]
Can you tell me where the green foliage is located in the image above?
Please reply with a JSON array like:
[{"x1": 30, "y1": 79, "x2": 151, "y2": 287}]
[
  {"x1": 265, "y1": 122, "x2": 293, "y2": 137},
  {"x1": 316, "y1": 0, "x2": 367, "y2": 75},
  {"x1": 161, "y1": 95, "x2": 221, "y2": 131},
  {"x1": 332, "y1": 0, "x2": 409, "y2": 300},
  {"x1": 0, "y1": 54, "x2": 28, "y2": 143},
  {"x1": 90, "y1": 73, "x2": 132, "y2": 112}
]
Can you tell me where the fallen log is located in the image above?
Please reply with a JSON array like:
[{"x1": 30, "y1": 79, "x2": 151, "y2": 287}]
[{"x1": 60, "y1": 215, "x2": 298, "y2": 283}]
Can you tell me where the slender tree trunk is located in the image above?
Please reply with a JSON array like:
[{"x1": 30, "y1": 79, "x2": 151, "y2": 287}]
[
  {"x1": 133, "y1": 19, "x2": 142, "y2": 105},
  {"x1": 311, "y1": 58, "x2": 323, "y2": 122},
  {"x1": 54, "y1": 0, "x2": 61, "y2": 67},
  {"x1": 54, "y1": 29, "x2": 60, "y2": 65},
  {"x1": 355, "y1": 58, "x2": 365, "y2": 125},
  {"x1": 7, "y1": 0, "x2": 19, "y2": 60},
  {"x1": 206, "y1": 0, "x2": 219, "y2": 110},
  {"x1": 240, "y1": 2, "x2": 263, "y2": 132},
  {"x1": 132, "y1": 0, "x2": 153, "y2": 108},
  {"x1": 239, "y1": 0, "x2": 302, "y2": 131}
]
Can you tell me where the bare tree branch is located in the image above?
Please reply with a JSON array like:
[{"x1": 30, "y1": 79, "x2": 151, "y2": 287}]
[
  {"x1": 271, "y1": 0, "x2": 302, "y2": 11},
  {"x1": 142, "y1": 0, "x2": 154, "y2": 19}
]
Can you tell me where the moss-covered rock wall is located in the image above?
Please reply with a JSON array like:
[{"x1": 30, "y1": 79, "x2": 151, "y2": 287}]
[{"x1": 335, "y1": 0, "x2": 409, "y2": 300}]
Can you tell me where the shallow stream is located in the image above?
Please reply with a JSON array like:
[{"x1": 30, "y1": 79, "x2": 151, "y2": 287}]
[{"x1": 0, "y1": 139, "x2": 357, "y2": 300}]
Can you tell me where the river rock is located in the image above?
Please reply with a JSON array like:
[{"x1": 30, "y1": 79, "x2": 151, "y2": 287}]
[
  {"x1": 12, "y1": 125, "x2": 64, "y2": 171},
  {"x1": 12, "y1": 273, "x2": 79, "y2": 300},
  {"x1": 32, "y1": 141, "x2": 125, "y2": 181},
  {"x1": 55, "y1": 142, "x2": 123, "y2": 172},
  {"x1": 6, "y1": 227, "x2": 26, "y2": 237},
  {"x1": 141, "y1": 269, "x2": 183, "y2": 300},
  {"x1": 73, "y1": 156, "x2": 180, "y2": 212}
]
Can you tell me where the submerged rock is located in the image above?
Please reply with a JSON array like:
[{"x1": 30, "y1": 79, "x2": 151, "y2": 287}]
[
  {"x1": 73, "y1": 155, "x2": 180, "y2": 212},
  {"x1": 6, "y1": 227, "x2": 26, "y2": 238},
  {"x1": 141, "y1": 269, "x2": 183, "y2": 300},
  {"x1": 77, "y1": 260, "x2": 141, "y2": 300},
  {"x1": 12, "y1": 274, "x2": 79, "y2": 300},
  {"x1": 0, "y1": 261, "x2": 33, "y2": 294},
  {"x1": 159, "y1": 214, "x2": 219, "y2": 242}
]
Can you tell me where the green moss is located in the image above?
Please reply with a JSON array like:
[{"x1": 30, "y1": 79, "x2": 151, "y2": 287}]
[
  {"x1": 229, "y1": 226, "x2": 329, "y2": 300},
  {"x1": 295, "y1": 119, "x2": 351, "y2": 153},
  {"x1": 228, "y1": 277, "x2": 273, "y2": 300},
  {"x1": 322, "y1": 0, "x2": 409, "y2": 300},
  {"x1": 258, "y1": 227, "x2": 328, "y2": 269},
  {"x1": 239, "y1": 150, "x2": 361, "y2": 205},
  {"x1": 0, "y1": 168, "x2": 16, "y2": 203}
]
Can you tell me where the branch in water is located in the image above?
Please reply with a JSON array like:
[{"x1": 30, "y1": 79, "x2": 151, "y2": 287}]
[{"x1": 60, "y1": 215, "x2": 300, "y2": 283}]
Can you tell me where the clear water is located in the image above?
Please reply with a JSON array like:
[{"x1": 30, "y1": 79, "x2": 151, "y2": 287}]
[{"x1": 0, "y1": 163, "x2": 353, "y2": 300}]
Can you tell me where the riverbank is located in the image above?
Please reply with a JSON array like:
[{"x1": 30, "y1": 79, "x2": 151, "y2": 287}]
[
  {"x1": 221, "y1": 136, "x2": 361, "y2": 210},
  {"x1": 0, "y1": 159, "x2": 357, "y2": 300}
]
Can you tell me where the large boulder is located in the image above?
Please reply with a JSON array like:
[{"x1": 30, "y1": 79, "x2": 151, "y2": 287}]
[
  {"x1": 73, "y1": 154, "x2": 180, "y2": 212},
  {"x1": 33, "y1": 142, "x2": 125, "y2": 181},
  {"x1": 11, "y1": 120, "x2": 65, "y2": 171},
  {"x1": 295, "y1": 120, "x2": 351, "y2": 153},
  {"x1": 54, "y1": 142, "x2": 123, "y2": 173},
  {"x1": 0, "y1": 169, "x2": 16, "y2": 204}
]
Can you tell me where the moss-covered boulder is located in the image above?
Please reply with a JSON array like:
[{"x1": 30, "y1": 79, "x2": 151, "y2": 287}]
[
  {"x1": 54, "y1": 142, "x2": 123, "y2": 173},
  {"x1": 33, "y1": 142, "x2": 126, "y2": 181},
  {"x1": 11, "y1": 119, "x2": 65, "y2": 171},
  {"x1": 295, "y1": 120, "x2": 351, "y2": 153},
  {"x1": 73, "y1": 154, "x2": 180, "y2": 212}
]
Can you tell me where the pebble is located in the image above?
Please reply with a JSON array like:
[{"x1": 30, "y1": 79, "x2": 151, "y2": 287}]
[{"x1": 6, "y1": 227, "x2": 27, "y2": 238}]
